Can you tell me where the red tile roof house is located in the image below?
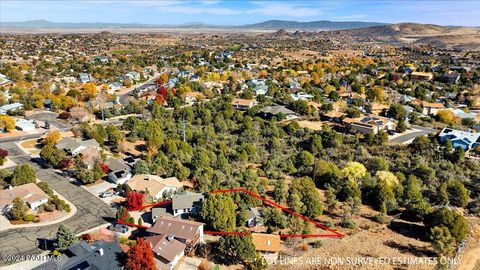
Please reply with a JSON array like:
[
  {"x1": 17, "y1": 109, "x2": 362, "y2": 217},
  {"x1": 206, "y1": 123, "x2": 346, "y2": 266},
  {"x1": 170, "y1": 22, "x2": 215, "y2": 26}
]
[
  {"x1": 145, "y1": 216, "x2": 204, "y2": 270},
  {"x1": 0, "y1": 183, "x2": 49, "y2": 216}
]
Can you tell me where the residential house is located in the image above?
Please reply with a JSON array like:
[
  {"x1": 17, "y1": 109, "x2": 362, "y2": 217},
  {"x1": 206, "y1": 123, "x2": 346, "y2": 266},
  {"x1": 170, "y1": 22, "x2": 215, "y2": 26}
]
[
  {"x1": 246, "y1": 207, "x2": 262, "y2": 227},
  {"x1": 253, "y1": 85, "x2": 268, "y2": 96},
  {"x1": 171, "y1": 192, "x2": 204, "y2": 217},
  {"x1": 251, "y1": 233, "x2": 281, "y2": 261},
  {"x1": 259, "y1": 105, "x2": 298, "y2": 120},
  {"x1": 290, "y1": 92, "x2": 313, "y2": 101},
  {"x1": 370, "y1": 102, "x2": 389, "y2": 115},
  {"x1": 15, "y1": 119, "x2": 36, "y2": 132},
  {"x1": 108, "y1": 81, "x2": 122, "y2": 92},
  {"x1": 184, "y1": 92, "x2": 206, "y2": 104},
  {"x1": 438, "y1": 128, "x2": 480, "y2": 151},
  {"x1": 0, "y1": 183, "x2": 49, "y2": 214},
  {"x1": 33, "y1": 241, "x2": 124, "y2": 270},
  {"x1": 127, "y1": 174, "x2": 183, "y2": 200},
  {"x1": 419, "y1": 100, "x2": 445, "y2": 115},
  {"x1": 125, "y1": 71, "x2": 140, "y2": 81},
  {"x1": 146, "y1": 216, "x2": 204, "y2": 270},
  {"x1": 104, "y1": 157, "x2": 132, "y2": 184},
  {"x1": 56, "y1": 137, "x2": 100, "y2": 156},
  {"x1": 231, "y1": 99, "x2": 258, "y2": 110},
  {"x1": 448, "y1": 108, "x2": 478, "y2": 122},
  {"x1": 0, "y1": 73, "x2": 12, "y2": 87},
  {"x1": 441, "y1": 72, "x2": 461, "y2": 84},
  {"x1": 0, "y1": 102, "x2": 23, "y2": 115},
  {"x1": 78, "y1": 147, "x2": 101, "y2": 170},
  {"x1": 411, "y1": 72, "x2": 433, "y2": 82},
  {"x1": 321, "y1": 111, "x2": 345, "y2": 123},
  {"x1": 78, "y1": 73, "x2": 91, "y2": 83},
  {"x1": 344, "y1": 115, "x2": 396, "y2": 135}
]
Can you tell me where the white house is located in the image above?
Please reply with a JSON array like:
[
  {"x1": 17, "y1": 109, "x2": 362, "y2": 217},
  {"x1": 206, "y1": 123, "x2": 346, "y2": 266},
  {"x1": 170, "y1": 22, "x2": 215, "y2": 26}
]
[
  {"x1": 0, "y1": 102, "x2": 24, "y2": 115},
  {"x1": 78, "y1": 73, "x2": 91, "y2": 83},
  {"x1": 291, "y1": 92, "x2": 314, "y2": 101},
  {"x1": 15, "y1": 119, "x2": 36, "y2": 132}
]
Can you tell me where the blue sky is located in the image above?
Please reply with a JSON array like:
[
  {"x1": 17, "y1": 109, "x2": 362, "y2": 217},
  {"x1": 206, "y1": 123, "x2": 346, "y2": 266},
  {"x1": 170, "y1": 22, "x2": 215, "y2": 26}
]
[{"x1": 1, "y1": 1, "x2": 479, "y2": 26}]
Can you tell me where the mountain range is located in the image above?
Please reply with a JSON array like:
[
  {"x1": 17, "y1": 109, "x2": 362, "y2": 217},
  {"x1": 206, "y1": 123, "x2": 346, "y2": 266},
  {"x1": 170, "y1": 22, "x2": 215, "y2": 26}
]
[{"x1": 1, "y1": 19, "x2": 385, "y2": 30}]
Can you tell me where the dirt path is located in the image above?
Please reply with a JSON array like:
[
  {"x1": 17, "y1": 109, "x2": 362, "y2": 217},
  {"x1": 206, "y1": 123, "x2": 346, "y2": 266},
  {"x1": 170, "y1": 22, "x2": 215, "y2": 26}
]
[{"x1": 458, "y1": 247, "x2": 480, "y2": 270}]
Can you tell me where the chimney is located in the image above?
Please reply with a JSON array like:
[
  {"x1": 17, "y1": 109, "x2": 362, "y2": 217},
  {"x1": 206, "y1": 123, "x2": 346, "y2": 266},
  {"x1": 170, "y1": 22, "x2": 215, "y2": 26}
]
[
  {"x1": 267, "y1": 240, "x2": 271, "y2": 246},
  {"x1": 97, "y1": 248, "x2": 104, "y2": 256}
]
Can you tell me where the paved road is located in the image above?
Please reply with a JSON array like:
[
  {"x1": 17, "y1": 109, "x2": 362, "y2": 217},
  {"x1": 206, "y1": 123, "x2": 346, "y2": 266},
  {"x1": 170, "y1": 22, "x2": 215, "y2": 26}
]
[
  {"x1": 118, "y1": 77, "x2": 157, "y2": 105},
  {"x1": 0, "y1": 142, "x2": 116, "y2": 263},
  {"x1": 390, "y1": 125, "x2": 438, "y2": 144}
]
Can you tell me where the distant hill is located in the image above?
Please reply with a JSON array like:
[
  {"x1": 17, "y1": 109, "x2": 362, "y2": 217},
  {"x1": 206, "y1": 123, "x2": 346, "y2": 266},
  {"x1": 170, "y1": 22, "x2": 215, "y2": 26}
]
[
  {"x1": 0, "y1": 20, "x2": 220, "y2": 29},
  {"x1": 332, "y1": 23, "x2": 480, "y2": 50},
  {"x1": 241, "y1": 20, "x2": 387, "y2": 30},
  {"x1": 1, "y1": 19, "x2": 385, "y2": 30}
]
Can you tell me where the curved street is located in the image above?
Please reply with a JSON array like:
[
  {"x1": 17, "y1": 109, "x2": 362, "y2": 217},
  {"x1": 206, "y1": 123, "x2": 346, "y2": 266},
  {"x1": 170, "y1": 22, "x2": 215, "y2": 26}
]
[{"x1": 0, "y1": 142, "x2": 116, "y2": 265}]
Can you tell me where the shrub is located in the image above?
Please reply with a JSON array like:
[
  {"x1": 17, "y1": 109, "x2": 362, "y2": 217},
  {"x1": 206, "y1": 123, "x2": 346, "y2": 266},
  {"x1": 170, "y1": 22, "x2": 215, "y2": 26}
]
[
  {"x1": 24, "y1": 214, "x2": 36, "y2": 222},
  {"x1": 312, "y1": 240, "x2": 323, "y2": 248}
]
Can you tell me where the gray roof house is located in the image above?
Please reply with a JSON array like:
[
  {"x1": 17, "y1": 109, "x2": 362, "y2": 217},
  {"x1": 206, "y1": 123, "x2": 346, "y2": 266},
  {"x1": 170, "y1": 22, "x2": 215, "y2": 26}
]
[
  {"x1": 33, "y1": 241, "x2": 124, "y2": 270},
  {"x1": 246, "y1": 207, "x2": 262, "y2": 227},
  {"x1": 78, "y1": 73, "x2": 91, "y2": 83},
  {"x1": 56, "y1": 137, "x2": 100, "y2": 156},
  {"x1": 105, "y1": 157, "x2": 132, "y2": 184},
  {"x1": 171, "y1": 192, "x2": 205, "y2": 217},
  {"x1": 259, "y1": 105, "x2": 298, "y2": 120}
]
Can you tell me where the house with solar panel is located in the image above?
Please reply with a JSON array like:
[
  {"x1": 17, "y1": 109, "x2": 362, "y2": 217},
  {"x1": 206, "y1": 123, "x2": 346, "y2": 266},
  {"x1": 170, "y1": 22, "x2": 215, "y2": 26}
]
[{"x1": 438, "y1": 128, "x2": 480, "y2": 151}]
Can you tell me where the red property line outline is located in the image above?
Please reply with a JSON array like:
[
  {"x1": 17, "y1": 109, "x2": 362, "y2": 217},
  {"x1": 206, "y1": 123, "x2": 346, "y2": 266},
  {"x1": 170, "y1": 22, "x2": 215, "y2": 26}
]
[{"x1": 117, "y1": 188, "x2": 344, "y2": 238}]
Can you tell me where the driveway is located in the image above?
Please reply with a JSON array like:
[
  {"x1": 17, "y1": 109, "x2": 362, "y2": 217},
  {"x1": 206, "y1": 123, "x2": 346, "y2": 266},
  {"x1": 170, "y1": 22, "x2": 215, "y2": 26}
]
[
  {"x1": 0, "y1": 142, "x2": 116, "y2": 265},
  {"x1": 83, "y1": 181, "x2": 123, "y2": 206},
  {"x1": 389, "y1": 126, "x2": 438, "y2": 144}
]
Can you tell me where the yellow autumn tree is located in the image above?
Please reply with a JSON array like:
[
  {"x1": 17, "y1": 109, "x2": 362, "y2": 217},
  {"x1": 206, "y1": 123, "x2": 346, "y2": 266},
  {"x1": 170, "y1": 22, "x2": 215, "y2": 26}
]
[
  {"x1": 342, "y1": 162, "x2": 367, "y2": 182},
  {"x1": 83, "y1": 82, "x2": 98, "y2": 99},
  {"x1": 44, "y1": 130, "x2": 61, "y2": 145},
  {"x1": 0, "y1": 115, "x2": 16, "y2": 132}
]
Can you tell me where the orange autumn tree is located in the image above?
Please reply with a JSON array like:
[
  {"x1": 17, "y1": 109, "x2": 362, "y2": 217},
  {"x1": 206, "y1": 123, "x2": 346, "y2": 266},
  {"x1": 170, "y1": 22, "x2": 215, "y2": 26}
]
[{"x1": 126, "y1": 238, "x2": 156, "y2": 270}]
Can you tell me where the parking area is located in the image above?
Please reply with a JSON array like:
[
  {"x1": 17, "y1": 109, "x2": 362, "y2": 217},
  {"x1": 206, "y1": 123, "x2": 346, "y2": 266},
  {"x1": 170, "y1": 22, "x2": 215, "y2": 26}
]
[{"x1": 27, "y1": 111, "x2": 72, "y2": 131}]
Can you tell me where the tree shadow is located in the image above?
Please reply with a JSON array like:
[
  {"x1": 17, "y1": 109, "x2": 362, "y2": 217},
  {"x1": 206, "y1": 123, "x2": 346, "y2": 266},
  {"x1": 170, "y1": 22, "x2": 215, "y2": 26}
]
[
  {"x1": 384, "y1": 240, "x2": 436, "y2": 257},
  {"x1": 387, "y1": 220, "x2": 428, "y2": 241},
  {"x1": 36, "y1": 238, "x2": 54, "y2": 251}
]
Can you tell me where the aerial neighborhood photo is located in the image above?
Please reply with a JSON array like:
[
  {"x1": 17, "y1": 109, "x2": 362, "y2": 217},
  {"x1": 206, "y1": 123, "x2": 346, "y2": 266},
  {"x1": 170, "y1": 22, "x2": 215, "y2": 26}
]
[{"x1": 0, "y1": 1, "x2": 479, "y2": 269}]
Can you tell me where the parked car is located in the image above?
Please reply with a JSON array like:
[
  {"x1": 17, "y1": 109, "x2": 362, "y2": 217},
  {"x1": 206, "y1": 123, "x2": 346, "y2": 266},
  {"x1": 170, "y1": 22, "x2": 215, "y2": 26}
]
[
  {"x1": 99, "y1": 191, "x2": 115, "y2": 198},
  {"x1": 107, "y1": 224, "x2": 129, "y2": 233}
]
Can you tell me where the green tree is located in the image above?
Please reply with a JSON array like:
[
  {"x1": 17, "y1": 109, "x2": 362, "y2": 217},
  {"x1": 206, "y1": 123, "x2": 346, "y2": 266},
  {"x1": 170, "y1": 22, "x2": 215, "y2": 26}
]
[
  {"x1": 218, "y1": 234, "x2": 257, "y2": 264},
  {"x1": 11, "y1": 164, "x2": 36, "y2": 186},
  {"x1": 402, "y1": 175, "x2": 432, "y2": 218},
  {"x1": 40, "y1": 144, "x2": 65, "y2": 166},
  {"x1": 425, "y1": 208, "x2": 468, "y2": 243},
  {"x1": 10, "y1": 197, "x2": 28, "y2": 220},
  {"x1": 273, "y1": 179, "x2": 287, "y2": 204},
  {"x1": 430, "y1": 226, "x2": 455, "y2": 257},
  {"x1": 200, "y1": 194, "x2": 236, "y2": 231},
  {"x1": 446, "y1": 179, "x2": 470, "y2": 207},
  {"x1": 388, "y1": 104, "x2": 407, "y2": 120},
  {"x1": 133, "y1": 160, "x2": 150, "y2": 175},
  {"x1": 56, "y1": 224, "x2": 78, "y2": 251},
  {"x1": 106, "y1": 124, "x2": 124, "y2": 149}
]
